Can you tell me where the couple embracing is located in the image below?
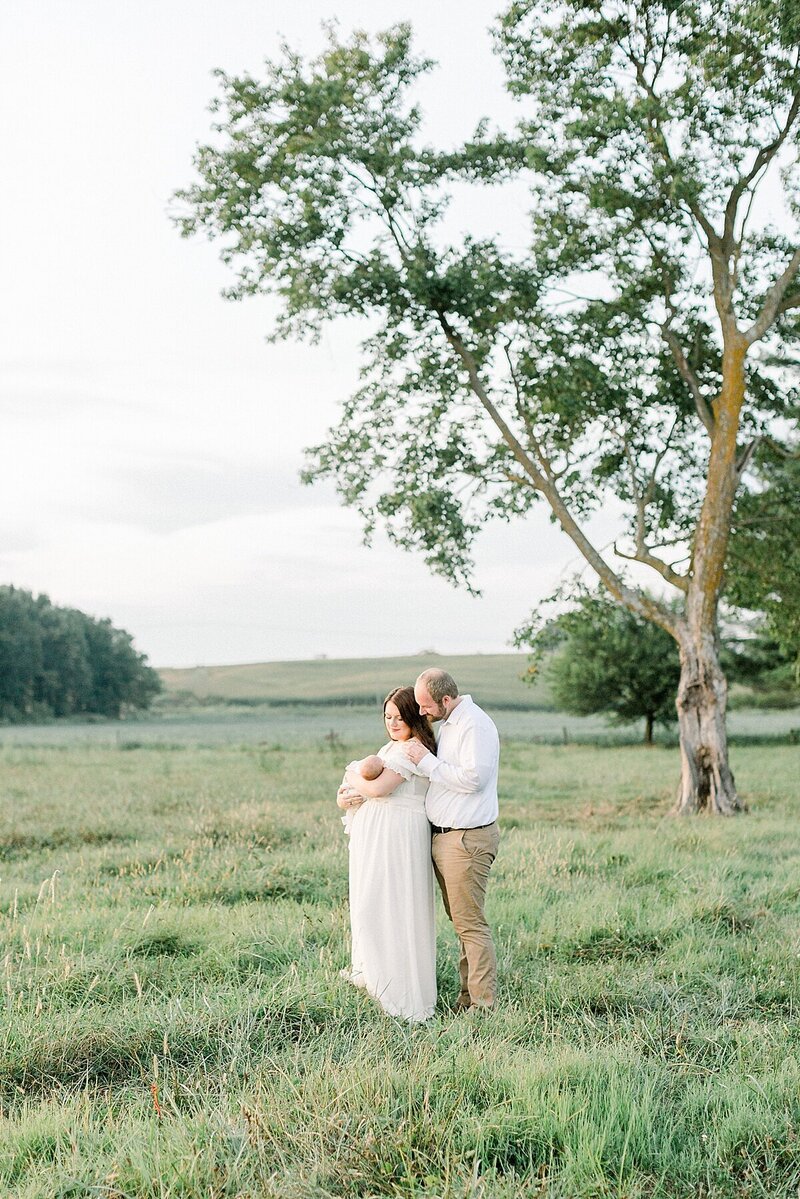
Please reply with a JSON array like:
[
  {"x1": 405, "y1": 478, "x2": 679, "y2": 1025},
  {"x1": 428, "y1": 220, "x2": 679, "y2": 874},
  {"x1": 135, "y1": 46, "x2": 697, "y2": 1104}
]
[{"x1": 337, "y1": 668, "x2": 500, "y2": 1023}]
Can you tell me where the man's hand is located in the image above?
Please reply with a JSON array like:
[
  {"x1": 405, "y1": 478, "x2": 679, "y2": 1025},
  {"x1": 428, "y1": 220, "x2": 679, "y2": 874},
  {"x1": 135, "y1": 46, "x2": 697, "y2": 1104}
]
[{"x1": 404, "y1": 738, "x2": 428, "y2": 765}]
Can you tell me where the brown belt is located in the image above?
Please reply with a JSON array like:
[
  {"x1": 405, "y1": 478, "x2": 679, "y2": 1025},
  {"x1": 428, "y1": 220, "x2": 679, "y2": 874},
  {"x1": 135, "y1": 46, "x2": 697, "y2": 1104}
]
[{"x1": 430, "y1": 821, "x2": 495, "y2": 835}]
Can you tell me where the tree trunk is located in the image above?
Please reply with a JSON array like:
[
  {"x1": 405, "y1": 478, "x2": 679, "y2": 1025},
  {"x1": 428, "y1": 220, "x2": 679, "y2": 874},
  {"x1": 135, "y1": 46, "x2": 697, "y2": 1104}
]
[
  {"x1": 673, "y1": 628, "x2": 745, "y2": 815},
  {"x1": 670, "y1": 333, "x2": 748, "y2": 815},
  {"x1": 644, "y1": 713, "x2": 654, "y2": 745}
]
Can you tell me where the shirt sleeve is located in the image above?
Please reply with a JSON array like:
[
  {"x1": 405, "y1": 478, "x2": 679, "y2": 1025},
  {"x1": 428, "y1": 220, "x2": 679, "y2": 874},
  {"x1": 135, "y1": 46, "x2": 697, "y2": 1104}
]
[
  {"x1": 380, "y1": 744, "x2": 416, "y2": 781},
  {"x1": 414, "y1": 751, "x2": 438, "y2": 778},
  {"x1": 422, "y1": 721, "x2": 498, "y2": 794}
]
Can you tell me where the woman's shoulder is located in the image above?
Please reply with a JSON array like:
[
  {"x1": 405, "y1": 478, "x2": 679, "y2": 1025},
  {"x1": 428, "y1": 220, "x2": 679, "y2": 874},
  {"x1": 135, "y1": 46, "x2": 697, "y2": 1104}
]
[
  {"x1": 379, "y1": 741, "x2": 416, "y2": 779},
  {"x1": 380, "y1": 741, "x2": 407, "y2": 764}
]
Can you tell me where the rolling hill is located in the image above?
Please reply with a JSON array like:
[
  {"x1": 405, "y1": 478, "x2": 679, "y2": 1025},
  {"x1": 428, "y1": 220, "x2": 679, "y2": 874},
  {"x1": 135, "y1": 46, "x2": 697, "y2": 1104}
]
[{"x1": 158, "y1": 653, "x2": 551, "y2": 710}]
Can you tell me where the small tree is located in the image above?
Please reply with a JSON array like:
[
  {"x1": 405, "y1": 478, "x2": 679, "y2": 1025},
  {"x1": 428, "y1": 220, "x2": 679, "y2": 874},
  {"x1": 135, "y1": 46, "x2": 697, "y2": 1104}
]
[
  {"x1": 518, "y1": 587, "x2": 680, "y2": 744},
  {"x1": 175, "y1": 4, "x2": 800, "y2": 812}
]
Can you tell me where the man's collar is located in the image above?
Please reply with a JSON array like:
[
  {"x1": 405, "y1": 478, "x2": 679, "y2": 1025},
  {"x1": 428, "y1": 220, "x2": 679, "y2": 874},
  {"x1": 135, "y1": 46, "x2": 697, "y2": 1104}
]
[{"x1": 443, "y1": 694, "x2": 473, "y2": 725}]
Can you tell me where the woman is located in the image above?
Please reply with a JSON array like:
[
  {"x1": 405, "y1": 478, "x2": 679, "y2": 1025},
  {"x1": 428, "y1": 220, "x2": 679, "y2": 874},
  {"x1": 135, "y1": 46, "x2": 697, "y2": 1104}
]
[{"x1": 338, "y1": 686, "x2": 437, "y2": 1022}]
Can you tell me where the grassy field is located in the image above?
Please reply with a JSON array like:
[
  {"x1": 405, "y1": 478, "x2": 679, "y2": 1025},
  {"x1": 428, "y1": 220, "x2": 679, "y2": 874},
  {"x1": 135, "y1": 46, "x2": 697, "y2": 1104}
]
[
  {"x1": 0, "y1": 701, "x2": 797, "y2": 751},
  {"x1": 158, "y1": 653, "x2": 546, "y2": 708},
  {"x1": 2, "y1": 734, "x2": 800, "y2": 1197}
]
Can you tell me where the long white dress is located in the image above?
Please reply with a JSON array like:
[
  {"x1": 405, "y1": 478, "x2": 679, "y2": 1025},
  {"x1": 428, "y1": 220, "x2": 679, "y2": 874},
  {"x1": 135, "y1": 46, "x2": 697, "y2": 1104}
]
[{"x1": 346, "y1": 741, "x2": 437, "y2": 1022}]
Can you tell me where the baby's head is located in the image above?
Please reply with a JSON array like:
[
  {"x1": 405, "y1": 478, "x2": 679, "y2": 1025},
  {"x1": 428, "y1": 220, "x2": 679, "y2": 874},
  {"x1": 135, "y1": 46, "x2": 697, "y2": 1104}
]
[{"x1": 358, "y1": 754, "x2": 385, "y2": 780}]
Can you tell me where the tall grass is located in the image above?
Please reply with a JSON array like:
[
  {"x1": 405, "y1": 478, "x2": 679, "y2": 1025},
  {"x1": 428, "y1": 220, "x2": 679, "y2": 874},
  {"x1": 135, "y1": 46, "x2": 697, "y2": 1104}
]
[{"x1": 1, "y1": 739, "x2": 799, "y2": 1196}]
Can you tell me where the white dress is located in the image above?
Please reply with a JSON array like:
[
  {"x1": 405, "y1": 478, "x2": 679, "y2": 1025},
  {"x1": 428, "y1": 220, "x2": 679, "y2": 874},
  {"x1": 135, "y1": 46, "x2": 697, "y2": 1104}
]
[{"x1": 346, "y1": 741, "x2": 437, "y2": 1022}]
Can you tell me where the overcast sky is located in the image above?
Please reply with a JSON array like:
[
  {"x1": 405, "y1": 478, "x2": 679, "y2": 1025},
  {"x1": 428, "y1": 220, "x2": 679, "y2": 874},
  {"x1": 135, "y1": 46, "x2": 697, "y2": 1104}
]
[{"x1": 0, "y1": 1, "x2": 771, "y2": 669}]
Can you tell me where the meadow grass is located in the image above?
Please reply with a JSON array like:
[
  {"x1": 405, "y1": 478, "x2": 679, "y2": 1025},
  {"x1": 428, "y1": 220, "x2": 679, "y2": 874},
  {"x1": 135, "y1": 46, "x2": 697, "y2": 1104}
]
[
  {"x1": 1, "y1": 738, "x2": 799, "y2": 1197},
  {"x1": 0, "y1": 701, "x2": 797, "y2": 751}
]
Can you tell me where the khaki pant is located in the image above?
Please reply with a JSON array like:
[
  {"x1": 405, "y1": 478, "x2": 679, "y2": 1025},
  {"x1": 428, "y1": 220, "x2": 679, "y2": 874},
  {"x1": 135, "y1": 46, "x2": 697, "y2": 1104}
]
[{"x1": 431, "y1": 822, "x2": 500, "y2": 1008}]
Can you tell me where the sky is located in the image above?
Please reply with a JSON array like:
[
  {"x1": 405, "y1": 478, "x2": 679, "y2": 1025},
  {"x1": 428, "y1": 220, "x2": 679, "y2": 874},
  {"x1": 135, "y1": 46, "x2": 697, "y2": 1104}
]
[{"x1": 1, "y1": 1, "x2": 785, "y2": 669}]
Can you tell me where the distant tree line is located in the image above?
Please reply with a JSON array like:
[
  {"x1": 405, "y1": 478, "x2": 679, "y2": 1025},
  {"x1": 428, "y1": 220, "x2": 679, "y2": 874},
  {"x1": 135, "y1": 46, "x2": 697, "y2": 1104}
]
[{"x1": 0, "y1": 586, "x2": 161, "y2": 721}]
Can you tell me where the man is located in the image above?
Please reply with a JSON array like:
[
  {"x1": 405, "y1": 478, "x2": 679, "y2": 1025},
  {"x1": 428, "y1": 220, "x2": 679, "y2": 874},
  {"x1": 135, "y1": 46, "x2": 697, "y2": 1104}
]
[{"x1": 404, "y1": 668, "x2": 500, "y2": 1011}]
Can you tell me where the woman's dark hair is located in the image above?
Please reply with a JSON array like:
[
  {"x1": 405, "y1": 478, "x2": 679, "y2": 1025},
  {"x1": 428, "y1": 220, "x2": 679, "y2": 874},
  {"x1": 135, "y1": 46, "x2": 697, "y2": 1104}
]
[{"x1": 384, "y1": 686, "x2": 436, "y2": 755}]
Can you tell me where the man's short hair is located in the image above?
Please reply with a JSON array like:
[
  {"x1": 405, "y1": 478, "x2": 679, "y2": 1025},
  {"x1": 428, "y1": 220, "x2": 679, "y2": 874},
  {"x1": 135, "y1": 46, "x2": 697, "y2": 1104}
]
[{"x1": 418, "y1": 668, "x2": 459, "y2": 704}]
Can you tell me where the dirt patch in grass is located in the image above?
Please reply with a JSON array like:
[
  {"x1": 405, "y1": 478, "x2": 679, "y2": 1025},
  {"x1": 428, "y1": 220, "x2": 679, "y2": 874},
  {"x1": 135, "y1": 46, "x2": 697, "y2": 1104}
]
[
  {"x1": 129, "y1": 930, "x2": 203, "y2": 958},
  {"x1": 545, "y1": 927, "x2": 672, "y2": 962},
  {"x1": 2, "y1": 1001, "x2": 336, "y2": 1104},
  {"x1": 693, "y1": 900, "x2": 757, "y2": 934},
  {"x1": 0, "y1": 827, "x2": 131, "y2": 859}
]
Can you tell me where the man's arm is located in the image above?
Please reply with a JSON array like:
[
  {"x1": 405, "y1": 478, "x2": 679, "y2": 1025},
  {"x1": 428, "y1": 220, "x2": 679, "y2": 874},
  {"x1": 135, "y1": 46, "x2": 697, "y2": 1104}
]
[{"x1": 404, "y1": 725, "x2": 498, "y2": 794}]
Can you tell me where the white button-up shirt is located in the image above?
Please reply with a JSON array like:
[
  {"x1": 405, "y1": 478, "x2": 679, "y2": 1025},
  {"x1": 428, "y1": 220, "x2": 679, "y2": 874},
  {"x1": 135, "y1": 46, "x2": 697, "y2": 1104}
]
[{"x1": 415, "y1": 695, "x2": 499, "y2": 828}]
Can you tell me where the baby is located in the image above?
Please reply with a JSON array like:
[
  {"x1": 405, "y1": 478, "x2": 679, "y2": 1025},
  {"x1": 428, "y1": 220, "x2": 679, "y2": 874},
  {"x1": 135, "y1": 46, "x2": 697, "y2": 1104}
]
[{"x1": 337, "y1": 754, "x2": 384, "y2": 835}]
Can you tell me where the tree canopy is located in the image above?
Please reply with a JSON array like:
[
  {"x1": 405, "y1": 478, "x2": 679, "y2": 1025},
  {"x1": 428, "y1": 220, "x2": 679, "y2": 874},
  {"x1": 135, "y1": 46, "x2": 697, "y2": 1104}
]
[
  {"x1": 175, "y1": 2, "x2": 800, "y2": 812},
  {"x1": 0, "y1": 587, "x2": 162, "y2": 721}
]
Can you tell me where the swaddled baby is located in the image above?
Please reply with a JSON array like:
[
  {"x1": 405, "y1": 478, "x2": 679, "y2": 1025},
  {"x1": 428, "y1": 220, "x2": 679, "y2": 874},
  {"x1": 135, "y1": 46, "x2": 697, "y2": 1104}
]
[{"x1": 337, "y1": 754, "x2": 384, "y2": 835}]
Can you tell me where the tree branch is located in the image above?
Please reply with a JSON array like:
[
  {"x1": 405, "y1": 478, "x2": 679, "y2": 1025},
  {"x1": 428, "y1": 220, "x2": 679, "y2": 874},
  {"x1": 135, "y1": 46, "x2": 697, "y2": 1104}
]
[
  {"x1": 501, "y1": 340, "x2": 559, "y2": 481},
  {"x1": 612, "y1": 541, "x2": 687, "y2": 592},
  {"x1": 744, "y1": 247, "x2": 800, "y2": 345},
  {"x1": 660, "y1": 323, "x2": 715, "y2": 434},
  {"x1": 627, "y1": 51, "x2": 718, "y2": 247},
  {"x1": 764, "y1": 436, "x2": 800, "y2": 461},
  {"x1": 617, "y1": 436, "x2": 689, "y2": 593},
  {"x1": 723, "y1": 87, "x2": 800, "y2": 250},
  {"x1": 436, "y1": 312, "x2": 680, "y2": 634},
  {"x1": 735, "y1": 436, "x2": 760, "y2": 478}
]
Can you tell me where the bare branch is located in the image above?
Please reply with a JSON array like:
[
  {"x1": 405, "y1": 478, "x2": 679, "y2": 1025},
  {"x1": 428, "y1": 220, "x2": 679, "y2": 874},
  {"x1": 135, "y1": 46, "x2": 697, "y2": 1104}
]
[
  {"x1": 437, "y1": 312, "x2": 680, "y2": 634},
  {"x1": 764, "y1": 436, "x2": 800, "y2": 460},
  {"x1": 612, "y1": 541, "x2": 688, "y2": 591},
  {"x1": 501, "y1": 340, "x2": 557, "y2": 478},
  {"x1": 627, "y1": 52, "x2": 719, "y2": 246},
  {"x1": 732, "y1": 180, "x2": 761, "y2": 287},
  {"x1": 503, "y1": 469, "x2": 532, "y2": 488},
  {"x1": 723, "y1": 88, "x2": 800, "y2": 250},
  {"x1": 660, "y1": 323, "x2": 715, "y2": 434},
  {"x1": 735, "y1": 436, "x2": 760, "y2": 478},
  {"x1": 617, "y1": 436, "x2": 690, "y2": 593},
  {"x1": 745, "y1": 247, "x2": 800, "y2": 345},
  {"x1": 341, "y1": 161, "x2": 423, "y2": 260}
]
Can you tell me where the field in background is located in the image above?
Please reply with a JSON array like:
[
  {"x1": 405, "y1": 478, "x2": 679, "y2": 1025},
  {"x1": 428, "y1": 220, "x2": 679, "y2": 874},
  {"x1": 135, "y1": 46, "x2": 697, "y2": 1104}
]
[
  {"x1": 0, "y1": 651, "x2": 781, "y2": 750},
  {"x1": 1, "y1": 738, "x2": 800, "y2": 1197},
  {"x1": 0, "y1": 704, "x2": 608, "y2": 749},
  {"x1": 0, "y1": 701, "x2": 798, "y2": 749},
  {"x1": 158, "y1": 652, "x2": 547, "y2": 708},
  {"x1": 0, "y1": 653, "x2": 794, "y2": 749}
]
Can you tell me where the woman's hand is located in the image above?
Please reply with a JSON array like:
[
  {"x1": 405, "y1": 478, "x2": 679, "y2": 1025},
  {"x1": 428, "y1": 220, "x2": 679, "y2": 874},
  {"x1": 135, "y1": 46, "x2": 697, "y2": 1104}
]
[
  {"x1": 344, "y1": 768, "x2": 368, "y2": 793},
  {"x1": 337, "y1": 783, "x2": 365, "y2": 811}
]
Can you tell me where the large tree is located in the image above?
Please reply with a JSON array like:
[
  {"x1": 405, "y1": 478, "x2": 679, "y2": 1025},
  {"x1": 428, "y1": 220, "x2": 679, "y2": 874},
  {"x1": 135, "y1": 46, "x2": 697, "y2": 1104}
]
[{"x1": 175, "y1": 3, "x2": 800, "y2": 813}]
